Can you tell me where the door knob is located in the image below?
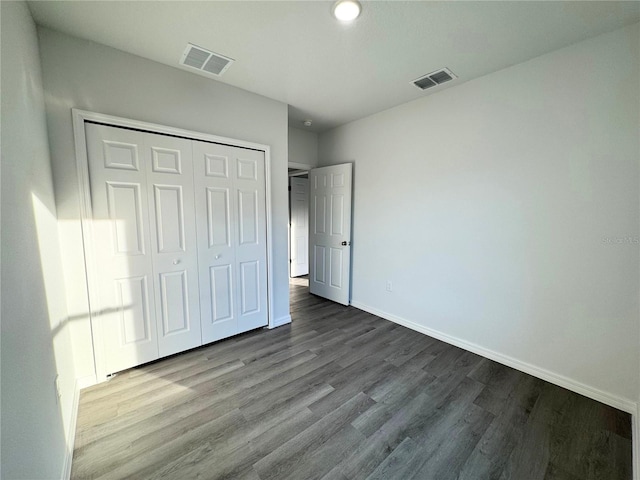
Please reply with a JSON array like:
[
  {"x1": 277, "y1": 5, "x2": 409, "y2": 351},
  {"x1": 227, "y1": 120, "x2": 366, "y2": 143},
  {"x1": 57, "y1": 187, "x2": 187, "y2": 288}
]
[
  {"x1": 215, "y1": 254, "x2": 221, "y2": 259},
  {"x1": 173, "y1": 259, "x2": 180, "y2": 265}
]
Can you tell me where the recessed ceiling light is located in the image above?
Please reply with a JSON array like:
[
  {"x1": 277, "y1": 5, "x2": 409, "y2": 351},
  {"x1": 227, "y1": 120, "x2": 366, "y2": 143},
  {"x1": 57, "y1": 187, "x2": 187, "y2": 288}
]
[
  {"x1": 303, "y1": 119, "x2": 313, "y2": 127},
  {"x1": 332, "y1": 0, "x2": 361, "y2": 22}
]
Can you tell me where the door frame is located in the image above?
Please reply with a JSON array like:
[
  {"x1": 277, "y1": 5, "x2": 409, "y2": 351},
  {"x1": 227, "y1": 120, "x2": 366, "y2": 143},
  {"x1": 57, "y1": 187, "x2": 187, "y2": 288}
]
[
  {"x1": 288, "y1": 161, "x2": 311, "y2": 171},
  {"x1": 72, "y1": 109, "x2": 276, "y2": 382},
  {"x1": 287, "y1": 162, "x2": 310, "y2": 280}
]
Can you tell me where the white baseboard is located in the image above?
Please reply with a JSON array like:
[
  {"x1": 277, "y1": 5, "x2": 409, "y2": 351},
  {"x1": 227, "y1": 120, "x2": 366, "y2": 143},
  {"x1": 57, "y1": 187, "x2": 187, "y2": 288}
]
[
  {"x1": 351, "y1": 301, "x2": 637, "y2": 414},
  {"x1": 270, "y1": 314, "x2": 292, "y2": 329},
  {"x1": 61, "y1": 382, "x2": 80, "y2": 480},
  {"x1": 77, "y1": 374, "x2": 97, "y2": 390},
  {"x1": 62, "y1": 375, "x2": 96, "y2": 479},
  {"x1": 634, "y1": 407, "x2": 640, "y2": 480}
]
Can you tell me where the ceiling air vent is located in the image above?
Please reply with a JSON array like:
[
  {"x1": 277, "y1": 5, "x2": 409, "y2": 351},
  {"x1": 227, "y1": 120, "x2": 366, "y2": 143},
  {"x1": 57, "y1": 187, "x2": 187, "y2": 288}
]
[
  {"x1": 412, "y1": 68, "x2": 457, "y2": 90},
  {"x1": 180, "y1": 43, "x2": 234, "y2": 76}
]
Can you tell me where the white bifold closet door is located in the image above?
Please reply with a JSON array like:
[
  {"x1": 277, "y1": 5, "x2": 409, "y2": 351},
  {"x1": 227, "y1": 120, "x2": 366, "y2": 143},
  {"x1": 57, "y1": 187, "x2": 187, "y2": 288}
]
[
  {"x1": 192, "y1": 142, "x2": 268, "y2": 344},
  {"x1": 86, "y1": 122, "x2": 268, "y2": 375},
  {"x1": 87, "y1": 123, "x2": 201, "y2": 374}
]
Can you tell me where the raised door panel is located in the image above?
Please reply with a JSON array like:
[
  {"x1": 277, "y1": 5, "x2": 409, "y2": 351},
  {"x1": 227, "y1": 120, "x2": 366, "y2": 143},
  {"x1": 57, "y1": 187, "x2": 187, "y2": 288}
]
[
  {"x1": 159, "y1": 271, "x2": 191, "y2": 336},
  {"x1": 153, "y1": 185, "x2": 186, "y2": 254},
  {"x1": 238, "y1": 189, "x2": 258, "y2": 245},
  {"x1": 86, "y1": 123, "x2": 159, "y2": 374},
  {"x1": 209, "y1": 264, "x2": 234, "y2": 323},
  {"x1": 103, "y1": 140, "x2": 139, "y2": 171},
  {"x1": 329, "y1": 248, "x2": 343, "y2": 288},
  {"x1": 106, "y1": 182, "x2": 146, "y2": 256},
  {"x1": 330, "y1": 194, "x2": 345, "y2": 236},
  {"x1": 145, "y1": 134, "x2": 201, "y2": 357},
  {"x1": 207, "y1": 188, "x2": 231, "y2": 248},
  {"x1": 314, "y1": 246, "x2": 326, "y2": 285},
  {"x1": 151, "y1": 147, "x2": 182, "y2": 174},
  {"x1": 115, "y1": 276, "x2": 153, "y2": 345},
  {"x1": 239, "y1": 260, "x2": 260, "y2": 315},
  {"x1": 314, "y1": 194, "x2": 327, "y2": 235}
]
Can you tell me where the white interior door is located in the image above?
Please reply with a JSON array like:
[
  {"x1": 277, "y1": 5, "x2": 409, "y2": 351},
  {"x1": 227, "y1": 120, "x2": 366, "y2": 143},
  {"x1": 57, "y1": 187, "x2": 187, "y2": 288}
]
[
  {"x1": 309, "y1": 163, "x2": 352, "y2": 305},
  {"x1": 193, "y1": 141, "x2": 268, "y2": 344},
  {"x1": 290, "y1": 177, "x2": 309, "y2": 277}
]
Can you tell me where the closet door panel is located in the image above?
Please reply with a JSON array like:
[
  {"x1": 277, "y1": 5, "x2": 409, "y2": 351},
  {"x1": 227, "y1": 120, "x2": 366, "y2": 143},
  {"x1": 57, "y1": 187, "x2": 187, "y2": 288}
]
[
  {"x1": 193, "y1": 143, "x2": 239, "y2": 343},
  {"x1": 145, "y1": 134, "x2": 201, "y2": 357},
  {"x1": 233, "y1": 150, "x2": 268, "y2": 333},
  {"x1": 86, "y1": 124, "x2": 159, "y2": 374}
]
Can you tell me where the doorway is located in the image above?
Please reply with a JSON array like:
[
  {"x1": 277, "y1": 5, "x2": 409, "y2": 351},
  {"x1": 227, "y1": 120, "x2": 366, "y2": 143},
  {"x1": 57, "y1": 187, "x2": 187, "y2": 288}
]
[
  {"x1": 289, "y1": 168, "x2": 309, "y2": 278},
  {"x1": 287, "y1": 162, "x2": 354, "y2": 310}
]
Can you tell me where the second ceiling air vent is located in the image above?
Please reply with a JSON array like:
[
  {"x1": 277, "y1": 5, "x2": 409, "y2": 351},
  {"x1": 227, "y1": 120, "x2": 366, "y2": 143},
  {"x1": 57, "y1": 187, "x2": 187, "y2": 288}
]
[
  {"x1": 413, "y1": 68, "x2": 457, "y2": 90},
  {"x1": 180, "y1": 43, "x2": 234, "y2": 76}
]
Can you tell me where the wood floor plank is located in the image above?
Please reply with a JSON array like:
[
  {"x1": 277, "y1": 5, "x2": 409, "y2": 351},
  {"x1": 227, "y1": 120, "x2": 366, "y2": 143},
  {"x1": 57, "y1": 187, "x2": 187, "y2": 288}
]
[
  {"x1": 365, "y1": 436, "x2": 422, "y2": 480},
  {"x1": 320, "y1": 427, "x2": 401, "y2": 480},
  {"x1": 352, "y1": 368, "x2": 435, "y2": 438},
  {"x1": 459, "y1": 375, "x2": 543, "y2": 479},
  {"x1": 408, "y1": 403, "x2": 495, "y2": 480},
  {"x1": 239, "y1": 362, "x2": 338, "y2": 421},
  {"x1": 307, "y1": 356, "x2": 397, "y2": 418},
  {"x1": 499, "y1": 418, "x2": 552, "y2": 480},
  {"x1": 71, "y1": 279, "x2": 632, "y2": 480},
  {"x1": 327, "y1": 392, "x2": 446, "y2": 480},
  {"x1": 247, "y1": 407, "x2": 320, "y2": 458},
  {"x1": 253, "y1": 392, "x2": 375, "y2": 480}
]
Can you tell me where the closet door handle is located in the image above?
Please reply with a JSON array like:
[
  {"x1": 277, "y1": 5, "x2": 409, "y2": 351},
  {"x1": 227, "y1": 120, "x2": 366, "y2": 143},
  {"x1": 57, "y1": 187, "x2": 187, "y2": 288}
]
[
  {"x1": 215, "y1": 254, "x2": 222, "y2": 260},
  {"x1": 173, "y1": 259, "x2": 181, "y2": 265}
]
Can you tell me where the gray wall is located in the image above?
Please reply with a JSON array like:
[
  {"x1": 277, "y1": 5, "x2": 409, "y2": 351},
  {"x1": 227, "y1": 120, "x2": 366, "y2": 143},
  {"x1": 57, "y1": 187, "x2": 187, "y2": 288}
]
[
  {"x1": 1, "y1": 2, "x2": 76, "y2": 478},
  {"x1": 38, "y1": 27, "x2": 290, "y2": 381},
  {"x1": 319, "y1": 23, "x2": 640, "y2": 405},
  {"x1": 288, "y1": 126, "x2": 318, "y2": 168}
]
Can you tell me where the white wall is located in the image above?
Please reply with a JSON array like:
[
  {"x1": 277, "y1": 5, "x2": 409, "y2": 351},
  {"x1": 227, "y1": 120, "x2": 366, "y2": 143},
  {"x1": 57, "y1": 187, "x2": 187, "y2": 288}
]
[
  {"x1": 37, "y1": 27, "x2": 290, "y2": 381},
  {"x1": 289, "y1": 126, "x2": 318, "y2": 168},
  {"x1": 1, "y1": 2, "x2": 77, "y2": 478},
  {"x1": 319, "y1": 23, "x2": 640, "y2": 406}
]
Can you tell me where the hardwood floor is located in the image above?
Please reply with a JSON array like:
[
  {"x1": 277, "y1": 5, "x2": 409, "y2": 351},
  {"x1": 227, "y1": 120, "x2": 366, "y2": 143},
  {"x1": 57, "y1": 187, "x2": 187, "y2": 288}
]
[{"x1": 71, "y1": 279, "x2": 632, "y2": 479}]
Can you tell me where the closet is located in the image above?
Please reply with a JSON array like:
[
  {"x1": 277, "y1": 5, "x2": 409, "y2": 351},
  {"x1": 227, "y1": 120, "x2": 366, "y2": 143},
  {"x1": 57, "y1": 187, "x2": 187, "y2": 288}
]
[{"x1": 85, "y1": 122, "x2": 268, "y2": 375}]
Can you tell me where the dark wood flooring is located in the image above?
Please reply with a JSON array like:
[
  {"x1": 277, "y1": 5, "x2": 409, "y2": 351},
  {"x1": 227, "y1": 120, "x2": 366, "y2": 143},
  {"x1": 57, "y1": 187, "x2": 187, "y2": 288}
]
[{"x1": 71, "y1": 279, "x2": 632, "y2": 479}]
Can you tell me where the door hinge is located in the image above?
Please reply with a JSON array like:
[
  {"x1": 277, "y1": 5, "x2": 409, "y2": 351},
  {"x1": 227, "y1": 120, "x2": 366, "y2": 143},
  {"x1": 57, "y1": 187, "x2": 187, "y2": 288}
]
[{"x1": 288, "y1": 186, "x2": 291, "y2": 191}]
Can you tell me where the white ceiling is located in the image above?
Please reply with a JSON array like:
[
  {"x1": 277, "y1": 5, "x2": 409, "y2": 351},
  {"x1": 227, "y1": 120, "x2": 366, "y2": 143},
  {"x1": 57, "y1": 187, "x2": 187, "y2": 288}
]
[{"x1": 28, "y1": 1, "x2": 640, "y2": 133}]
